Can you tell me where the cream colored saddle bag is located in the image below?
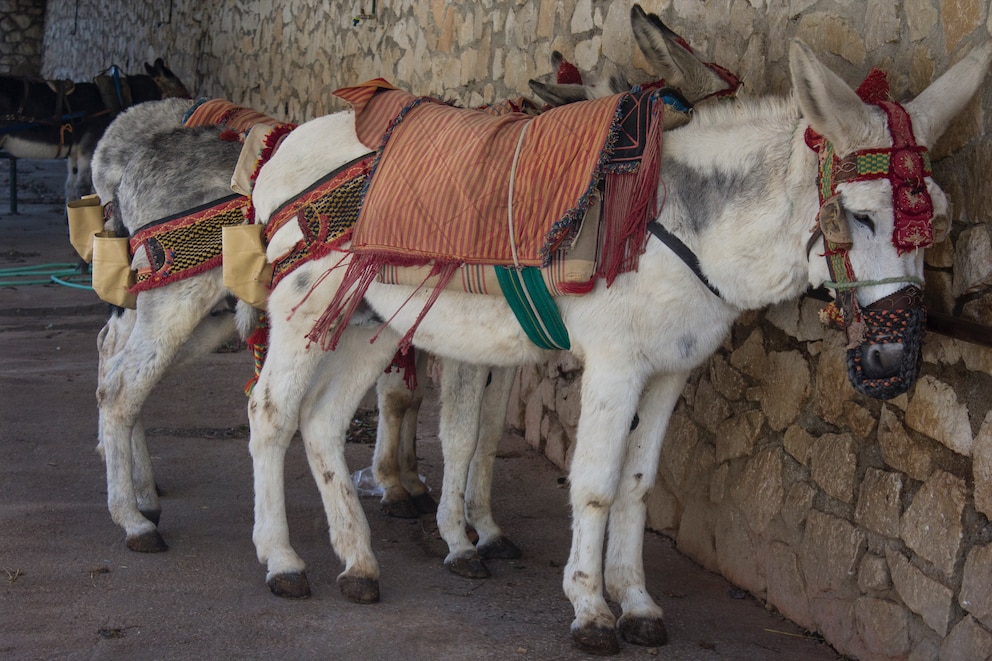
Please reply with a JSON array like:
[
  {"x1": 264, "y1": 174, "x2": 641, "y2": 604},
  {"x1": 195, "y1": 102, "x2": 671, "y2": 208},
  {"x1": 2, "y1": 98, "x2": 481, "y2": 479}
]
[
  {"x1": 222, "y1": 223, "x2": 271, "y2": 309},
  {"x1": 91, "y1": 231, "x2": 137, "y2": 309},
  {"x1": 66, "y1": 194, "x2": 105, "y2": 263}
]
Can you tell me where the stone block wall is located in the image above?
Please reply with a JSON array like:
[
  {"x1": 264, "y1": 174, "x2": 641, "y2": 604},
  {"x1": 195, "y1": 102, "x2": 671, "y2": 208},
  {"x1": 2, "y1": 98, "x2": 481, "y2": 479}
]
[
  {"x1": 0, "y1": 0, "x2": 45, "y2": 75},
  {"x1": 32, "y1": 0, "x2": 992, "y2": 658}
]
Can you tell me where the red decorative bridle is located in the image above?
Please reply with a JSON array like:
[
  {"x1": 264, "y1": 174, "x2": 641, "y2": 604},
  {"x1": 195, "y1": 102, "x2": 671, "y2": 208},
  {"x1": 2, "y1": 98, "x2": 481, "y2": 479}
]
[{"x1": 805, "y1": 70, "x2": 933, "y2": 399}]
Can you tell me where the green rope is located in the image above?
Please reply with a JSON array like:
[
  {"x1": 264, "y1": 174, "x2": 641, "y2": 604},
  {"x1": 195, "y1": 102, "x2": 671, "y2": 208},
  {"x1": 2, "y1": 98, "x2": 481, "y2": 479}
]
[{"x1": 0, "y1": 262, "x2": 93, "y2": 289}]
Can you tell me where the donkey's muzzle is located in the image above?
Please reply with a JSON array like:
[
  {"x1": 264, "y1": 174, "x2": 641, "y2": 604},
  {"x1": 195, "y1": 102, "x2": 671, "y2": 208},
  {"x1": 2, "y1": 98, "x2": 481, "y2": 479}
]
[{"x1": 846, "y1": 287, "x2": 925, "y2": 400}]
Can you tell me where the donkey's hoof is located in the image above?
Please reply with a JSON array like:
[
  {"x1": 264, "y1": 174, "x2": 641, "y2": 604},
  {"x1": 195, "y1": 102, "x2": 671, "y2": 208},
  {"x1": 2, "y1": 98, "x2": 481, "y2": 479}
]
[
  {"x1": 411, "y1": 492, "x2": 438, "y2": 514},
  {"x1": 139, "y1": 509, "x2": 161, "y2": 526},
  {"x1": 125, "y1": 529, "x2": 168, "y2": 553},
  {"x1": 478, "y1": 535, "x2": 522, "y2": 560},
  {"x1": 445, "y1": 554, "x2": 490, "y2": 579},
  {"x1": 381, "y1": 498, "x2": 418, "y2": 519},
  {"x1": 267, "y1": 571, "x2": 311, "y2": 599},
  {"x1": 338, "y1": 575, "x2": 380, "y2": 604},
  {"x1": 572, "y1": 624, "x2": 621, "y2": 656},
  {"x1": 618, "y1": 614, "x2": 668, "y2": 647}
]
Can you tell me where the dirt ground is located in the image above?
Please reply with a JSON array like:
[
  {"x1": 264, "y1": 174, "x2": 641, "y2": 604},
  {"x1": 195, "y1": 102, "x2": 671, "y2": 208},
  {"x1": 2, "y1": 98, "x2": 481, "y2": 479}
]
[{"x1": 0, "y1": 159, "x2": 842, "y2": 660}]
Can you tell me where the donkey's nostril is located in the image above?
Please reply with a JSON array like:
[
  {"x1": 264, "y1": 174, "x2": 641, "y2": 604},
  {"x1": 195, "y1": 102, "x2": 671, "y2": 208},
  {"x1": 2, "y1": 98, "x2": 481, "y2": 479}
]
[{"x1": 861, "y1": 343, "x2": 905, "y2": 379}]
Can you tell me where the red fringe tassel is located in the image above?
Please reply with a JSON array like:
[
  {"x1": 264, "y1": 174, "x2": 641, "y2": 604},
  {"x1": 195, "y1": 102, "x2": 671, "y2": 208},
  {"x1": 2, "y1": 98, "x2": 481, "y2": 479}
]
[{"x1": 598, "y1": 107, "x2": 663, "y2": 285}]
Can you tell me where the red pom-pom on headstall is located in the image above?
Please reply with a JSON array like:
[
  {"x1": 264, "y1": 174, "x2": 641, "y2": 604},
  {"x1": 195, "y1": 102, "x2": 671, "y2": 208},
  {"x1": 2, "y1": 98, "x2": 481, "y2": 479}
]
[
  {"x1": 556, "y1": 58, "x2": 582, "y2": 85},
  {"x1": 856, "y1": 68, "x2": 890, "y2": 105}
]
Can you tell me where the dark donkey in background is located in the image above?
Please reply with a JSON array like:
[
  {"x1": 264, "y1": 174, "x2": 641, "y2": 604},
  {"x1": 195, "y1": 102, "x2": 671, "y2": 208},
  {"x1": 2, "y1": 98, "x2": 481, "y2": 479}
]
[{"x1": 0, "y1": 58, "x2": 190, "y2": 205}]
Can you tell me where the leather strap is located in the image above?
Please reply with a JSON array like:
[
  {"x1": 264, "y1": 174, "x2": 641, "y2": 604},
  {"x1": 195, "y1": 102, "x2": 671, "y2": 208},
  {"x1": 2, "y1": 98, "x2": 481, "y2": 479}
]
[{"x1": 646, "y1": 220, "x2": 721, "y2": 298}]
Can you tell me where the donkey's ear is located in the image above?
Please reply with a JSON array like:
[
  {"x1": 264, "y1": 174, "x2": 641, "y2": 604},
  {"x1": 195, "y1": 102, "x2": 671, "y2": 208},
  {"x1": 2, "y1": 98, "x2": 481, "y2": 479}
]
[
  {"x1": 790, "y1": 40, "x2": 873, "y2": 155},
  {"x1": 144, "y1": 61, "x2": 155, "y2": 76},
  {"x1": 631, "y1": 5, "x2": 728, "y2": 103},
  {"x1": 904, "y1": 41, "x2": 992, "y2": 147},
  {"x1": 631, "y1": 4, "x2": 687, "y2": 88},
  {"x1": 598, "y1": 61, "x2": 632, "y2": 95},
  {"x1": 528, "y1": 79, "x2": 589, "y2": 106}
]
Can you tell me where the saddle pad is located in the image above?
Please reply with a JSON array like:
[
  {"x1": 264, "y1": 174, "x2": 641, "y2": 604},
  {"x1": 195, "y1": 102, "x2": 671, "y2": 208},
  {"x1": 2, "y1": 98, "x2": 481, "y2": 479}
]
[
  {"x1": 375, "y1": 192, "x2": 601, "y2": 297},
  {"x1": 182, "y1": 98, "x2": 283, "y2": 132},
  {"x1": 94, "y1": 71, "x2": 131, "y2": 114},
  {"x1": 305, "y1": 83, "x2": 664, "y2": 352},
  {"x1": 181, "y1": 98, "x2": 296, "y2": 199},
  {"x1": 334, "y1": 81, "x2": 628, "y2": 267},
  {"x1": 129, "y1": 194, "x2": 250, "y2": 293}
]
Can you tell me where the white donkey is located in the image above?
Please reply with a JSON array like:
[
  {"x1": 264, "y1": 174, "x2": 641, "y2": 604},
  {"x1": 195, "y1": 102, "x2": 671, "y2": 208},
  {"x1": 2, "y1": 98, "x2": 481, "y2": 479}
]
[
  {"x1": 369, "y1": 4, "x2": 745, "y2": 579},
  {"x1": 89, "y1": 6, "x2": 732, "y2": 558},
  {"x1": 247, "y1": 38, "x2": 991, "y2": 655}
]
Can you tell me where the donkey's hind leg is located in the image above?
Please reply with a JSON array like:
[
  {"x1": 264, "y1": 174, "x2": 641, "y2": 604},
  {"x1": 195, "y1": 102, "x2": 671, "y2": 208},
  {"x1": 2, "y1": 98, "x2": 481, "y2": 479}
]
[
  {"x1": 398, "y1": 352, "x2": 436, "y2": 514},
  {"x1": 298, "y1": 328, "x2": 398, "y2": 603},
  {"x1": 97, "y1": 278, "x2": 231, "y2": 552},
  {"x1": 435, "y1": 359, "x2": 490, "y2": 578},
  {"x1": 250, "y1": 316, "x2": 396, "y2": 601},
  {"x1": 248, "y1": 334, "x2": 322, "y2": 599},
  {"x1": 372, "y1": 350, "x2": 434, "y2": 518},
  {"x1": 467, "y1": 365, "x2": 521, "y2": 561},
  {"x1": 97, "y1": 311, "x2": 162, "y2": 523}
]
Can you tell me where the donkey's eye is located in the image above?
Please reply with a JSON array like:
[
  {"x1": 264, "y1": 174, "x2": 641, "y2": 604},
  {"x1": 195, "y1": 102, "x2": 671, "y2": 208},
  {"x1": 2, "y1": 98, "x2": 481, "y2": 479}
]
[{"x1": 851, "y1": 213, "x2": 876, "y2": 234}]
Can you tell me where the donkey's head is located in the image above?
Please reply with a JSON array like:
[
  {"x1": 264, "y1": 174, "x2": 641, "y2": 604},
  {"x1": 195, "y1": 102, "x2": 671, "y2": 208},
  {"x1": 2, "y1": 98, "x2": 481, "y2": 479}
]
[
  {"x1": 528, "y1": 4, "x2": 739, "y2": 107},
  {"x1": 144, "y1": 58, "x2": 191, "y2": 99},
  {"x1": 792, "y1": 40, "x2": 991, "y2": 399}
]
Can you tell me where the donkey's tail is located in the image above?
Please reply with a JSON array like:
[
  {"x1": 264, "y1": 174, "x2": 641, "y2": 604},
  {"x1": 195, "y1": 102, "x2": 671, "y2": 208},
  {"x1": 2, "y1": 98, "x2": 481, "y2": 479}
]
[{"x1": 235, "y1": 300, "x2": 262, "y2": 342}]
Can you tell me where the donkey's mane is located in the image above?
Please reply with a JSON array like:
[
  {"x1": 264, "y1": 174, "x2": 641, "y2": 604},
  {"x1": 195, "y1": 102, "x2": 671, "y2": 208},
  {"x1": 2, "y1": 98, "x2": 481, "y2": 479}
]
[{"x1": 682, "y1": 94, "x2": 799, "y2": 133}]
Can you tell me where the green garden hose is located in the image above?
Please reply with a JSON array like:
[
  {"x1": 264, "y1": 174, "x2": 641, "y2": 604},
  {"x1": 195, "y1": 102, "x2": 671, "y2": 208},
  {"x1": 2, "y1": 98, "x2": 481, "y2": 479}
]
[{"x1": 0, "y1": 263, "x2": 93, "y2": 289}]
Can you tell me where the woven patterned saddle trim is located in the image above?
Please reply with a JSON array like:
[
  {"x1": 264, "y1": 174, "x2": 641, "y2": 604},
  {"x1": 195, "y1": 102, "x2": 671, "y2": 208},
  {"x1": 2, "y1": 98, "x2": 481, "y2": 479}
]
[
  {"x1": 129, "y1": 194, "x2": 249, "y2": 293},
  {"x1": 265, "y1": 155, "x2": 373, "y2": 289}
]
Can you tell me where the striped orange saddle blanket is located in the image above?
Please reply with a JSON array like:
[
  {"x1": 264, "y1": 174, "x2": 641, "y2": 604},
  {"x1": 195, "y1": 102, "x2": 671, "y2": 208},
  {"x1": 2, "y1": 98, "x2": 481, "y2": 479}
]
[
  {"x1": 335, "y1": 80, "x2": 665, "y2": 282},
  {"x1": 302, "y1": 80, "x2": 667, "y2": 351}
]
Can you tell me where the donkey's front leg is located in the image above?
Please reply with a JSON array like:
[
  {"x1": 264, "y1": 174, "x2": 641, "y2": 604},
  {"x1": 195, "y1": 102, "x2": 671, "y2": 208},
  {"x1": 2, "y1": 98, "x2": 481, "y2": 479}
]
[
  {"x1": 564, "y1": 363, "x2": 645, "y2": 655},
  {"x1": 436, "y1": 359, "x2": 490, "y2": 578},
  {"x1": 604, "y1": 370, "x2": 689, "y2": 648},
  {"x1": 466, "y1": 365, "x2": 521, "y2": 560}
]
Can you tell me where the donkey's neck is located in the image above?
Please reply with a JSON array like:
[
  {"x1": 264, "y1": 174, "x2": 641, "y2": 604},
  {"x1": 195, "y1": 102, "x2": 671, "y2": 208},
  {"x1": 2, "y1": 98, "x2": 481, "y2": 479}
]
[{"x1": 658, "y1": 96, "x2": 820, "y2": 310}]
